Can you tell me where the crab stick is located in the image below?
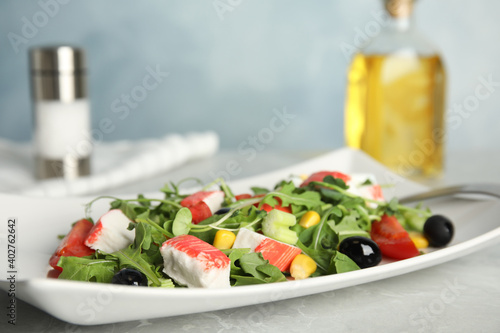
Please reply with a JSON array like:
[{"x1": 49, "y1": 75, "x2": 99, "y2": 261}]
[
  {"x1": 180, "y1": 191, "x2": 225, "y2": 224},
  {"x1": 346, "y1": 174, "x2": 385, "y2": 206},
  {"x1": 232, "y1": 228, "x2": 302, "y2": 272},
  {"x1": 84, "y1": 209, "x2": 135, "y2": 253},
  {"x1": 160, "y1": 235, "x2": 231, "y2": 288}
]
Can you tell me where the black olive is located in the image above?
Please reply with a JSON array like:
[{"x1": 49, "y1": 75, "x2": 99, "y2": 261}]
[
  {"x1": 423, "y1": 215, "x2": 454, "y2": 247},
  {"x1": 111, "y1": 268, "x2": 148, "y2": 286},
  {"x1": 338, "y1": 236, "x2": 382, "y2": 269},
  {"x1": 214, "y1": 207, "x2": 231, "y2": 215}
]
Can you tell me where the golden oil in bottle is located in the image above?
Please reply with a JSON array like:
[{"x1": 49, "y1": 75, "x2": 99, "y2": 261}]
[{"x1": 345, "y1": 53, "x2": 446, "y2": 178}]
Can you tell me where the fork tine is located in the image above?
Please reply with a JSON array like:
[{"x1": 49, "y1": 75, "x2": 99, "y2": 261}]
[{"x1": 399, "y1": 184, "x2": 500, "y2": 204}]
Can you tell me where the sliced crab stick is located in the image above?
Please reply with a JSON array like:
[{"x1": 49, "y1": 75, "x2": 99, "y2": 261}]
[
  {"x1": 180, "y1": 191, "x2": 225, "y2": 224},
  {"x1": 160, "y1": 235, "x2": 231, "y2": 288},
  {"x1": 346, "y1": 174, "x2": 384, "y2": 206},
  {"x1": 49, "y1": 218, "x2": 95, "y2": 272},
  {"x1": 300, "y1": 171, "x2": 384, "y2": 204},
  {"x1": 84, "y1": 209, "x2": 135, "y2": 253},
  {"x1": 187, "y1": 201, "x2": 213, "y2": 224},
  {"x1": 232, "y1": 228, "x2": 302, "y2": 272},
  {"x1": 300, "y1": 171, "x2": 351, "y2": 187}
]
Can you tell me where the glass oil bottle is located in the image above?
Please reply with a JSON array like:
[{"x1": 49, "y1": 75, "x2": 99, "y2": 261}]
[{"x1": 344, "y1": 0, "x2": 446, "y2": 179}]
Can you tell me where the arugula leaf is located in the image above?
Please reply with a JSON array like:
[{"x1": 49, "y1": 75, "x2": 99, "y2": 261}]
[
  {"x1": 361, "y1": 178, "x2": 373, "y2": 186},
  {"x1": 310, "y1": 207, "x2": 337, "y2": 250},
  {"x1": 329, "y1": 251, "x2": 360, "y2": 274},
  {"x1": 135, "y1": 212, "x2": 174, "y2": 239},
  {"x1": 221, "y1": 248, "x2": 252, "y2": 276},
  {"x1": 297, "y1": 240, "x2": 335, "y2": 274},
  {"x1": 159, "y1": 183, "x2": 177, "y2": 197},
  {"x1": 230, "y1": 252, "x2": 286, "y2": 286},
  {"x1": 109, "y1": 248, "x2": 161, "y2": 286},
  {"x1": 238, "y1": 253, "x2": 271, "y2": 278},
  {"x1": 158, "y1": 277, "x2": 175, "y2": 288},
  {"x1": 251, "y1": 187, "x2": 269, "y2": 195},
  {"x1": 261, "y1": 182, "x2": 322, "y2": 213},
  {"x1": 385, "y1": 198, "x2": 399, "y2": 216},
  {"x1": 111, "y1": 199, "x2": 148, "y2": 221},
  {"x1": 331, "y1": 206, "x2": 343, "y2": 217},
  {"x1": 58, "y1": 257, "x2": 117, "y2": 283},
  {"x1": 106, "y1": 223, "x2": 162, "y2": 286},
  {"x1": 339, "y1": 197, "x2": 366, "y2": 210},
  {"x1": 327, "y1": 215, "x2": 370, "y2": 245},
  {"x1": 318, "y1": 188, "x2": 344, "y2": 203},
  {"x1": 137, "y1": 194, "x2": 151, "y2": 207},
  {"x1": 322, "y1": 175, "x2": 348, "y2": 189},
  {"x1": 129, "y1": 220, "x2": 164, "y2": 266}
]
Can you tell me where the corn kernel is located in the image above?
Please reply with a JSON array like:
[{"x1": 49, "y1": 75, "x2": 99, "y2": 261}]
[
  {"x1": 290, "y1": 254, "x2": 317, "y2": 280},
  {"x1": 409, "y1": 231, "x2": 429, "y2": 249},
  {"x1": 213, "y1": 230, "x2": 236, "y2": 250},
  {"x1": 299, "y1": 211, "x2": 321, "y2": 228},
  {"x1": 299, "y1": 174, "x2": 309, "y2": 180}
]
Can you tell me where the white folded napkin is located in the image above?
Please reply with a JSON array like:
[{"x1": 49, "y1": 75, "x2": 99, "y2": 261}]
[{"x1": 0, "y1": 132, "x2": 219, "y2": 197}]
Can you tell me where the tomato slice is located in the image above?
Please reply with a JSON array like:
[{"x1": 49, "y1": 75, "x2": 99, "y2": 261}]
[
  {"x1": 370, "y1": 214, "x2": 420, "y2": 260},
  {"x1": 235, "y1": 194, "x2": 252, "y2": 201},
  {"x1": 300, "y1": 171, "x2": 351, "y2": 187},
  {"x1": 47, "y1": 269, "x2": 61, "y2": 279},
  {"x1": 253, "y1": 195, "x2": 292, "y2": 214},
  {"x1": 49, "y1": 219, "x2": 95, "y2": 271},
  {"x1": 260, "y1": 203, "x2": 292, "y2": 214}
]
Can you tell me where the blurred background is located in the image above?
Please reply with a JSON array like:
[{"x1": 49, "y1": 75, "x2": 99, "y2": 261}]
[{"x1": 1, "y1": 0, "x2": 499, "y2": 152}]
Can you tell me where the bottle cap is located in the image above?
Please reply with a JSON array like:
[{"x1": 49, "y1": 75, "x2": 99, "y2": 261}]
[
  {"x1": 30, "y1": 46, "x2": 87, "y2": 102},
  {"x1": 385, "y1": 0, "x2": 413, "y2": 18}
]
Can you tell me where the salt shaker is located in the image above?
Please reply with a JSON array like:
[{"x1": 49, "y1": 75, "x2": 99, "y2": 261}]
[{"x1": 30, "y1": 46, "x2": 92, "y2": 179}]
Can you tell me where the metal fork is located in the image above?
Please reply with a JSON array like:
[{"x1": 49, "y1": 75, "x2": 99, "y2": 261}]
[{"x1": 399, "y1": 183, "x2": 500, "y2": 204}]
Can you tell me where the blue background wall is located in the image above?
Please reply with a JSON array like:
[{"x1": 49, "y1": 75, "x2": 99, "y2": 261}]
[{"x1": 1, "y1": 0, "x2": 499, "y2": 151}]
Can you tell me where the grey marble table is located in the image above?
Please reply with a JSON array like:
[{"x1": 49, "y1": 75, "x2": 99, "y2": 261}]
[{"x1": 2, "y1": 149, "x2": 500, "y2": 333}]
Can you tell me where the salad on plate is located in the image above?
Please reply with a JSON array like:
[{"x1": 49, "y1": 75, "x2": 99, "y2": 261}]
[{"x1": 47, "y1": 171, "x2": 454, "y2": 288}]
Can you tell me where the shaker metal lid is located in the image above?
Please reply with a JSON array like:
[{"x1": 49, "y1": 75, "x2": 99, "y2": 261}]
[
  {"x1": 29, "y1": 45, "x2": 88, "y2": 101},
  {"x1": 30, "y1": 46, "x2": 86, "y2": 73}
]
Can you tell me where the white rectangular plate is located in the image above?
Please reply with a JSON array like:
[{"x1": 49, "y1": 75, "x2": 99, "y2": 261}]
[{"x1": 1, "y1": 148, "x2": 499, "y2": 325}]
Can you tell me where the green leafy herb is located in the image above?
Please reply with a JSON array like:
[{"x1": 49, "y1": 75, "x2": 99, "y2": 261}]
[
  {"x1": 260, "y1": 182, "x2": 322, "y2": 213},
  {"x1": 361, "y1": 178, "x2": 373, "y2": 186},
  {"x1": 329, "y1": 251, "x2": 360, "y2": 274},
  {"x1": 172, "y1": 207, "x2": 192, "y2": 236},
  {"x1": 327, "y1": 214, "x2": 370, "y2": 246},
  {"x1": 230, "y1": 252, "x2": 286, "y2": 286},
  {"x1": 58, "y1": 257, "x2": 117, "y2": 283},
  {"x1": 251, "y1": 187, "x2": 269, "y2": 195},
  {"x1": 106, "y1": 223, "x2": 162, "y2": 286}
]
